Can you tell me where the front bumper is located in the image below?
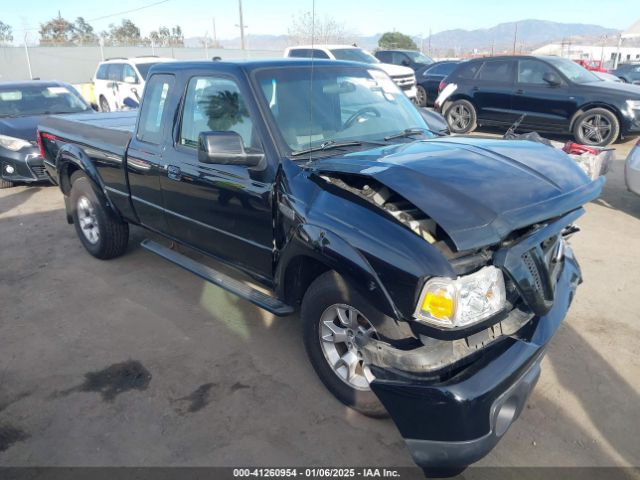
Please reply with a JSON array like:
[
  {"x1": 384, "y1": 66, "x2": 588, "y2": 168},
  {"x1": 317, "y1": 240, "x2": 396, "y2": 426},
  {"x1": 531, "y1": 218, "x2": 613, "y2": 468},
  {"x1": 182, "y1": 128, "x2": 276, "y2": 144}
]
[
  {"x1": 1, "y1": 146, "x2": 50, "y2": 184},
  {"x1": 368, "y1": 250, "x2": 581, "y2": 468}
]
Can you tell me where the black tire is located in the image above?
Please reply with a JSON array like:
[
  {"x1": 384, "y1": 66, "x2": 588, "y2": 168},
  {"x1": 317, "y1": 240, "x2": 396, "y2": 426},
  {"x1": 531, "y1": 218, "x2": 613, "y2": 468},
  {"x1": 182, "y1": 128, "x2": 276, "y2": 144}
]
[
  {"x1": 99, "y1": 96, "x2": 110, "y2": 112},
  {"x1": 301, "y1": 271, "x2": 388, "y2": 418},
  {"x1": 572, "y1": 108, "x2": 620, "y2": 146},
  {"x1": 69, "y1": 171, "x2": 129, "y2": 259},
  {"x1": 0, "y1": 179, "x2": 14, "y2": 189},
  {"x1": 415, "y1": 85, "x2": 428, "y2": 108},
  {"x1": 444, "y1": 99, "x2": 477, "y2": 134}
]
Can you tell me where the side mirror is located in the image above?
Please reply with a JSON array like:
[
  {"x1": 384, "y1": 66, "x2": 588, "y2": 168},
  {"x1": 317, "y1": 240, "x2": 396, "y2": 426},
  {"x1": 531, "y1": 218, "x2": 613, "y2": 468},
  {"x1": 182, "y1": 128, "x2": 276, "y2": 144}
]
[
  {"x1": 90, "y1": 102, "x2": 99, "y2": 112},
  {"x1": 401, "y1": 59, "x2": 410, "y2": 67},
  {"x1": 123, "y1": 76, "x2": 137, "y2": 84},
  {"x1": 543, "y1": 72, "x2": 561, "y2": 86},
  {"x1": 123, "y1": 97, "x2": 139, "y2": 109},
  {"x1": 197, "y1": 131, "x2": 263, "y2": 167}
]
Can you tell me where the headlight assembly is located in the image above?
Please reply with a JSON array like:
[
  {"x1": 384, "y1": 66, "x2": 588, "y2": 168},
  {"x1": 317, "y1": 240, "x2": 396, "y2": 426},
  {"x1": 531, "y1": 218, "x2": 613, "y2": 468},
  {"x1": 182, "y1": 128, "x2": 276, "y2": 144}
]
[
  {"x1": 626, "y1": 100, "x2": 640, "y2": 110},
  {"x1": 0, "y1": 134, "x2": 31, "y2": 151},
  {"x1": 414, "y1": 266, "x2": 506, "y2": 328}
]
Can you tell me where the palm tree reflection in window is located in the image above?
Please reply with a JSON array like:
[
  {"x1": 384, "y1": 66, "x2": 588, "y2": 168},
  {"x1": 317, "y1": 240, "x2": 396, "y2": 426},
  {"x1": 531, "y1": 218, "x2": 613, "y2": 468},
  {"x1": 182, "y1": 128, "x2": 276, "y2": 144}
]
[{"x1": 199, "y1": 89, "x2": 248, "y2": 132}]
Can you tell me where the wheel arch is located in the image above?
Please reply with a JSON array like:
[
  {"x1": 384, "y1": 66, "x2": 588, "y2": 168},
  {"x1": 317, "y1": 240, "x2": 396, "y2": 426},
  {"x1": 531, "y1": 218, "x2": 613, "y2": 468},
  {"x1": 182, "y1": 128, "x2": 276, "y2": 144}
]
[
  {"x1": 569, "y1": 102, "x2": 623, "y2": 132},
  {"x1": 275, "y1": 224, "x2": 402, "y2": 320},
  {"x1": 56, "y1": 144, "x2": 123, "y2": 222}
]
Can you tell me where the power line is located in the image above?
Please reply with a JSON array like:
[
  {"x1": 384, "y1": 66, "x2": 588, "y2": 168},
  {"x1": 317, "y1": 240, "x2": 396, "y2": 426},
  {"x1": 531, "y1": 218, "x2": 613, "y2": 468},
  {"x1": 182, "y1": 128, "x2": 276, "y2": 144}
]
[{"x1": 86, "y1": 0, "x2": 171, "y2": 23}]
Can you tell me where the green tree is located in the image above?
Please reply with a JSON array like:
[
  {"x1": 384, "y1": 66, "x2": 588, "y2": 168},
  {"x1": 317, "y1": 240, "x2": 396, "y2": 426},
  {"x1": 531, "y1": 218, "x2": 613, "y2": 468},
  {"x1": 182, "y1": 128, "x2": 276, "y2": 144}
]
[
  {"x1": 72, "y1": 17, "x2": 98, "y2": 45},
  {"x1": 103, "y1": 19, "x2": 142, "y2": 46},
  {"x1": 39, "y1": 13, "x2": 75, "y2": 45},
  {"x1": 149, "y1": 25, "x2": 184, "y2": 47},
  {"x1": 0, "y1": 21, "x2": 13, "y2": 45},
  {"x1": 378, "y1": 31, "x2": 417, "y2": 50}
]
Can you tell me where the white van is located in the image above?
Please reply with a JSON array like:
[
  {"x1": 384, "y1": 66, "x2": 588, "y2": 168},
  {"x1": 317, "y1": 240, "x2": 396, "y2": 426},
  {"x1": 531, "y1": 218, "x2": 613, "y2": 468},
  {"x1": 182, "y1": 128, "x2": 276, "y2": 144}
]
[
  {"x1": 93, "y1": 56, "x2": 174, "y2": 112},
  {"x1": 284, "y1": 45, "x2": 417, "y2": 100}
]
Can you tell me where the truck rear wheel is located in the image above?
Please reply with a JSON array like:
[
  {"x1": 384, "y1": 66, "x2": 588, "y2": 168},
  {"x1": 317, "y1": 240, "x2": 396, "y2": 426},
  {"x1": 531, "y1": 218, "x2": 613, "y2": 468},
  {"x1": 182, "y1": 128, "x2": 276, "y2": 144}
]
[
  {"x1": 70, "y1": 171, "x2": 129, "y2": 259},
  {"x1": 301, "y1": 271, "x2": 388, "y2": 418}
]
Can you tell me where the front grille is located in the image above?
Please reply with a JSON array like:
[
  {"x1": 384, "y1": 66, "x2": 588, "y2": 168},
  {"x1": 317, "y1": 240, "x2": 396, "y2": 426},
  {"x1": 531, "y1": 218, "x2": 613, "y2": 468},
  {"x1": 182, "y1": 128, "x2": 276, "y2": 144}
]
[{"x1": 391, "y1": 74, "x2": 416, "y2": 88}]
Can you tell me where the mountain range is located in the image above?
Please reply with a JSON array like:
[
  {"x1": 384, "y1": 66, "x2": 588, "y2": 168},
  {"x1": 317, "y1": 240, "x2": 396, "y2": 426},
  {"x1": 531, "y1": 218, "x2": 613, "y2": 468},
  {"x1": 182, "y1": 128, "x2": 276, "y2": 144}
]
[{"x1": 186, "y1": 19, "x2": 622, "y2": 54}]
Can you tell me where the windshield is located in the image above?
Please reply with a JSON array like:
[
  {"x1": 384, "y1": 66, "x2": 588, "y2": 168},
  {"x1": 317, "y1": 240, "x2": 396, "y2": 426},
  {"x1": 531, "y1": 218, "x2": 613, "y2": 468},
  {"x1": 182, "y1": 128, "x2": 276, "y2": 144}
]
[
  {"x1": 255, "y1": 66, "x2": 433, "y2": 154},
  {"x1": 135, "y1": 62, "x2": 160, "y2": 80},
  {"x1": 330, "y1": 48, "x2": 379, "y2": 64},
  {"x1": 545, "y1": 57, "x2": 600, "y2": 84},
  {"x1": 406, "y1": 51, "x2": 434, "y2": 65},
  {"x1": 0, "y1": 84, "x2": 90, "y2": 117}
]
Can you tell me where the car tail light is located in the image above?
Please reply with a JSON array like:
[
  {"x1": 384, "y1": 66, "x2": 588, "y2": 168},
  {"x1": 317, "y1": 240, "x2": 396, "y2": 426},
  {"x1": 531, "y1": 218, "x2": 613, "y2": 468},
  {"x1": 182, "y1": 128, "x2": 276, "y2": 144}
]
[
  {"x1": 438, "y1": 80, "x2": 447, "y2": 93},
  {"x1": 37, "y1": 130, "x2": 56, "y2": 159}
]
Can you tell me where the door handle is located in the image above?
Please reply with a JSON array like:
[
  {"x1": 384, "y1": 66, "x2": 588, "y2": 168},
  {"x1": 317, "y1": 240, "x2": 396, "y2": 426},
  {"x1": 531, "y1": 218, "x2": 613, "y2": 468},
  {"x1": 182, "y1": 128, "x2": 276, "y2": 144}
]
[
  {"x1": 167, "y1": 165, "x2": 182, "y2": 181},
  {"x1": 472, "y1": 86, "x2": 479, "y2": 91},
  {"x1": 515, "y1": 89, "x2": 525, "y2": 94}
]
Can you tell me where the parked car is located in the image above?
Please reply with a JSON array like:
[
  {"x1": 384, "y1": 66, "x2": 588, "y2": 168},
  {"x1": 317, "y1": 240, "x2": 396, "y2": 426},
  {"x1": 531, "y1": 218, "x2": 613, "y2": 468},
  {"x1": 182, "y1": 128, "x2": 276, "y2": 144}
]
[
  {"x1": 374, "y1": 49, "x2": 434, "y2": 72},
  {"x1": 284, "y1": 45, "x2": 417, "y2": 101},
  {"x1": 437, "y1": 55, "x2": 640, "y2": 146},
  {"x1": 40, "y1": 58, "x2": 601, "y2": 471},
  {"x1": 611, "y1": 63, "x2": 640, "y2": 84},
  {"x1": 0, "y1": 80, "x2": 93, "y2": 189},
  {"x1": 625, "y1": 138, "x2": 640, "y2": 195},
  {"x1": 415, "y1": 60, "x2": 460, "y2": 107},
  {"x1": 574, "y1": 59, "x2": 610, "y2": 73},
  {"x1": 93, "y1": 56, "x2": 174, "y2": 112},
  {"x1": 592, "y1": 71, "x2": 624, "y2": 83}
]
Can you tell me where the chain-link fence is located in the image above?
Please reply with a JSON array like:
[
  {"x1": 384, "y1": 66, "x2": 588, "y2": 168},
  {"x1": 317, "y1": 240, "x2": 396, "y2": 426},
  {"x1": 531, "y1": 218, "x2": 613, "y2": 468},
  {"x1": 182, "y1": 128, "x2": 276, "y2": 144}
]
[{"x1": 0, "y1": 46, "x2": 282, "y2": 84}]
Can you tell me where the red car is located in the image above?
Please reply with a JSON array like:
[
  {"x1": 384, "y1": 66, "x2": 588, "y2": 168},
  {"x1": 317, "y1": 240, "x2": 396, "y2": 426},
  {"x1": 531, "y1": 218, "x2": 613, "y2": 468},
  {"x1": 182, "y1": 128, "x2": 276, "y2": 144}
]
[{"x1": 574, "y1": 59, "x2": 610, "y2": 73}]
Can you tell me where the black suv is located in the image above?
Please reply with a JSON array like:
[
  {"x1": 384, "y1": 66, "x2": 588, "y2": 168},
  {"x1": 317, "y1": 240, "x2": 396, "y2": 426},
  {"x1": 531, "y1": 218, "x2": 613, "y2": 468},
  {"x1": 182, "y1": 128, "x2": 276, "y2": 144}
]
[
  {"x1": 438, "y1": 55, "x2": 640, "y2": 146},
  {"x1": 375, "y1": 49, "x2": 434, "y2": 72},
  {"x1": 612, "y1": 63, "x2": 640, "y2": 84}
]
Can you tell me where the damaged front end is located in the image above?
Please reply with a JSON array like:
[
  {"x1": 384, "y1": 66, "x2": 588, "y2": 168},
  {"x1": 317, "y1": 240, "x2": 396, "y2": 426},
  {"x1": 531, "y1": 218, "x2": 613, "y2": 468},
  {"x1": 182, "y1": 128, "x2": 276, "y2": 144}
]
[{"x1": 358, "y1": 209, "x2": 584, "y2": 468}]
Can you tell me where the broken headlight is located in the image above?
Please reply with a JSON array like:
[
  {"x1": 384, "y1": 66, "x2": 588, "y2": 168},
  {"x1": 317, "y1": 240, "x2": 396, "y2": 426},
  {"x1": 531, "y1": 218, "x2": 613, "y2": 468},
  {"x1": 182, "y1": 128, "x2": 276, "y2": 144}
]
[{"x1": 414, "y1": 266, "x2": 506, "y2": 328}]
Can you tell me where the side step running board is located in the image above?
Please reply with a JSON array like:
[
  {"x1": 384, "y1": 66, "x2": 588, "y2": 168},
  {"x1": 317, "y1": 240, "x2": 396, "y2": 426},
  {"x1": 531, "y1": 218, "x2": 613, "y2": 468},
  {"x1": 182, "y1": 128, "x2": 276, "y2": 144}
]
[{"x1": 141, "y1": 239, "x2": 294, "y2": 316}]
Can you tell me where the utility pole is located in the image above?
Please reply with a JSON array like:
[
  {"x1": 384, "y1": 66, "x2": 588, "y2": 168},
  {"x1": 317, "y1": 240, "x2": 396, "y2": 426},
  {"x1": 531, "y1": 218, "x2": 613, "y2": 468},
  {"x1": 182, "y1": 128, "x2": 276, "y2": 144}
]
[
  {"x1": 212, "y1": 17, "x2": 218, "y2": 48},
  {"x1": 428, "y1": 28, "x2": 432, "y2": 56},
  {"x1": 24, "y1": 33, "x2": 33, "y2": 79},
  {"x1": 512, "y1": 23, "x2": 518, "y2": 55},
  {"x1": 238, "y1": 0, "x2": 246, "y2": 51}
]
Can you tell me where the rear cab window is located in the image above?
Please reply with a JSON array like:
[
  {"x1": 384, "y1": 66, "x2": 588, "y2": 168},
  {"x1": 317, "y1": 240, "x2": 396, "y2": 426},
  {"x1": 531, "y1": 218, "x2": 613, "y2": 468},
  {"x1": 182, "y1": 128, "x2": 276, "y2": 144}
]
[{"x1": 136, "y1": 74, "x2": 174, "y2": 144}]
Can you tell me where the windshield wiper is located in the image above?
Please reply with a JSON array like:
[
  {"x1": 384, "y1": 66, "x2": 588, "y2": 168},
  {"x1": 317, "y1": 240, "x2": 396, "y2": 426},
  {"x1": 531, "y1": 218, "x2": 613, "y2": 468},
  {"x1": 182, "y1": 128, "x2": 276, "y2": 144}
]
[
  {"x1": 291, "y1": 140, "x2": 363, "y2": 157},
  {"x1": 383, "y1": 128, "x2": 428, "y2": 141}
]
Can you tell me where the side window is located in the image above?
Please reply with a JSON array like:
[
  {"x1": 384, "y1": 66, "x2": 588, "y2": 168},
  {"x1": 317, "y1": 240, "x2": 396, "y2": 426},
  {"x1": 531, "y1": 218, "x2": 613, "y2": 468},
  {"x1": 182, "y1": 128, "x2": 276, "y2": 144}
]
[
  {"x1": 107, "y1": 63, "x2": 124, "y2": 82},
  {"x1": 310, "y1": 49, "x2": 330, "y2": 59},
  {"x1": 123, "y1": 64, "x2": 138, "y2": 83},
  {"x1": 392, "y1": 52, "x2": 409, "y2": 66},
  {"x1": 136, "y1": 74, "x2": 174, "y2": 144},
  {"x1": 517, "y1": 60, "x2": 556, "y2": 84},
  {"x1": 179, "y1": 76, "x2": 260, "y2": 152},
  {"x1": 376, "y1": 51, "x2": 391, "y2": 63},
  {"x1": 96, "y1": 64, "x2": 108, "y2": 80},
  {"x1": 476, "y1": 60, "x2": 514, "y2": 83},
  {"x1": 288, "y1": 49, "x2": 310, "y2": 58},
  {"x1": 455, "y1": 62, "x2": 482, "y2": 80}
]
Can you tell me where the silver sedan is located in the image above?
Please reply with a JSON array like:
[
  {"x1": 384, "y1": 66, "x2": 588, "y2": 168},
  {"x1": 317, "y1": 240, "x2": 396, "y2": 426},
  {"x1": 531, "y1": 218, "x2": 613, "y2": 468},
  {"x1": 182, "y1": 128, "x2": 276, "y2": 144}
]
[{"x1": 625, "y1": 140, "x2": 640, "y2": 195}]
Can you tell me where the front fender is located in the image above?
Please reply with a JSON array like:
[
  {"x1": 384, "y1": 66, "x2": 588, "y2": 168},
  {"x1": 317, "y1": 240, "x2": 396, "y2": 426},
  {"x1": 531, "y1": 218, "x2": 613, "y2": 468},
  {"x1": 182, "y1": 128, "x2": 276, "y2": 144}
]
[
  {"x1": 56, "y1": 144, "x2": 123, "y2": 222},
  {"x1": 276, "y1": 223, "x2": 402, "y2": 321}
]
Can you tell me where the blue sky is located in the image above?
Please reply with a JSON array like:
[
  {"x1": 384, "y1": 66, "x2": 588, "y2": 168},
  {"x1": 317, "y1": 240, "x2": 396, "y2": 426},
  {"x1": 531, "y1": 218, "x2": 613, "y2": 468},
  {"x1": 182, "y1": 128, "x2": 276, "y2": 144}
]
[{"x1": 3, "y1": 0, "x2": 638, "y2": 41}]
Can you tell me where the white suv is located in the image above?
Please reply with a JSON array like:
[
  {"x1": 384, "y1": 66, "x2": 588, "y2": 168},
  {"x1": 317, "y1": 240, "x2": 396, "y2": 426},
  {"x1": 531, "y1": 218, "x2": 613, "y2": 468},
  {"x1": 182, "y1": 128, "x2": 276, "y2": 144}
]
[
  {"x1": 93, "y1": 56, "x2": 174, "y2": 112},
  {"x1": 284, "y1": 45, "x2": 417, "y2": 100}
]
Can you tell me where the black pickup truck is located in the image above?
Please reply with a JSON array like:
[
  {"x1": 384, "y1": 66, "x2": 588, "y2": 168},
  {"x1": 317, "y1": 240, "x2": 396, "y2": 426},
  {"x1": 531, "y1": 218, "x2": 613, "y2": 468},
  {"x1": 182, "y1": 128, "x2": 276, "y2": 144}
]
[{"x1": 39, "y1": 59, "x2": 602, "y2": 471}]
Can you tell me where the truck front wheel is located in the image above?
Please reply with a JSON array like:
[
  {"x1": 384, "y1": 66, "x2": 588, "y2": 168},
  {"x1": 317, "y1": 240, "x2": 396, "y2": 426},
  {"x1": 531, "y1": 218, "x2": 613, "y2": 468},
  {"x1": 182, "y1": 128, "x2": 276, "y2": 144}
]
[
  {"x1": 70, "y1": 171, "x2": 129, "y2": 259},
  {"x1": 301, "y1": 271, "x2": 388, "y2": 418}
]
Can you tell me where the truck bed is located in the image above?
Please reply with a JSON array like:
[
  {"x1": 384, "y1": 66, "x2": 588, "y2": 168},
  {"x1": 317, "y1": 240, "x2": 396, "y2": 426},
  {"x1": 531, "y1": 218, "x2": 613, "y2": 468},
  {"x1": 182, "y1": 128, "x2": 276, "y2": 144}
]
[{"x1": 40, "y1": 111, "x2": 136, "y2": 160}]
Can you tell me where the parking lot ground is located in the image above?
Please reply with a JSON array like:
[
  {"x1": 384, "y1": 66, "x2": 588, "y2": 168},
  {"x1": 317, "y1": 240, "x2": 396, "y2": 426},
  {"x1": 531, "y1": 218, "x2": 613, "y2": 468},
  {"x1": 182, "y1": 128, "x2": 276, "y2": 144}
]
[{"x1": 0, "y1": 133, "x2": 639, "y2": 470}]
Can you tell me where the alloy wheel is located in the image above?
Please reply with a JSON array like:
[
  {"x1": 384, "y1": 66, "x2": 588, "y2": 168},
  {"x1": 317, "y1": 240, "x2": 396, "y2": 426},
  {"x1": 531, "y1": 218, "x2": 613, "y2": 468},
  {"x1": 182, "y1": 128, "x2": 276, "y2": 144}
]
[
  {"x1": 579, "y1": 113, "x2": 612, "y2": 145},
  {"x1": 448, "y1": 104, "x2": 471, "y2": 131},
  {"x1": 318, "y1": 304, "x2": 377, "y2": 391},
  {"x1": 77, "y1": 196, "x2": 100, "y2": 244}
]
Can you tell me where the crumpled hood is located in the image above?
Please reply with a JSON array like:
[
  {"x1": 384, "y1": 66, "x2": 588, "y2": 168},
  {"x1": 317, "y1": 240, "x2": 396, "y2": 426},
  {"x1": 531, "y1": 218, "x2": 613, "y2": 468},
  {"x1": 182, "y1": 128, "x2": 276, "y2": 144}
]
[{"x1": 311, "y1": 137, "x2": 604, "y2": 251}]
